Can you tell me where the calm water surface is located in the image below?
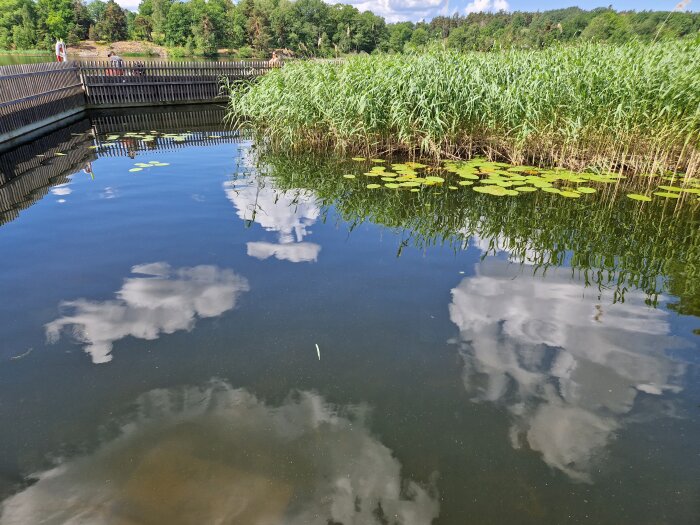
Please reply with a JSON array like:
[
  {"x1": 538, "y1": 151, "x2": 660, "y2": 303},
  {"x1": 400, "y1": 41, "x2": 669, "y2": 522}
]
[{"x1": 0, "y1": 108, "x2": 698, "y2": 524}]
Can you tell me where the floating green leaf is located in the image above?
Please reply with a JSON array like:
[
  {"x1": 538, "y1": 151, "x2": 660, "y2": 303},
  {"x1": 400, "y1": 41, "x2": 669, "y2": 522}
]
[
  {"x1": 560, "y1": 191, "x2": 581, "y2": 198},
  {"x1": 129, "y1": 168, "x2": 143, "y2": 172},
  {"x1": 342, "y1": 174, "x2": 356, "y2": 179},
  {"x1": 626, "y1": 193, "x2": 652, "y2": 201},
  {"x1": 576, "y1": 187, "x2": 597, "y2": 194},
  {"x1": 352, "y1": 157, "x2": 366, "y2": 161},
  {"x1": 653, "y1": 191, "x2": 680, "y2": 199},
  {"x1": 366, "y1": 183, "x2": 381, "y2": 189}
]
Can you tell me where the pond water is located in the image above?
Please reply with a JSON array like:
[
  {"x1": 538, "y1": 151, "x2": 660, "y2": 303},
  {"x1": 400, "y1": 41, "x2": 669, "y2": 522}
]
[
  {"x1": 0, "y1": 107, "x2": 699, "y2": 525},
  {"x1": 0, "y1": 55, "x2": 52, "y2": 66}
]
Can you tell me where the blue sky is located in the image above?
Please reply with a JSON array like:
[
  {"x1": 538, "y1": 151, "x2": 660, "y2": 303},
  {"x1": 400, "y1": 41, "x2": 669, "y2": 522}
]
[{"x1": 114, "y1": 0, "x2": 698, "y2": 22}]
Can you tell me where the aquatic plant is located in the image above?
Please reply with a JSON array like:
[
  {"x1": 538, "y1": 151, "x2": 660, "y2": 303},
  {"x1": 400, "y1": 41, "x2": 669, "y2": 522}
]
[
  {"x1": 250, "y1": 151, "x2": 700, "y2": 319},
  {"x1": 227, "y1": 41, "x2": 700, "y2": 178}
]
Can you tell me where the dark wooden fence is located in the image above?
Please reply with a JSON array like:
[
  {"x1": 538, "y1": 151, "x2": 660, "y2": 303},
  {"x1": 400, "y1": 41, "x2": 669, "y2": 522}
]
[
  {"x1": 79, "y1": 60, "x2": 276, "y2": 107},
  {"x1": 0, "y1": 62, "x2": 85, "y2": 142},
  {"x1": 0, "y1": 60, "x2": 275, "y2": 151}
]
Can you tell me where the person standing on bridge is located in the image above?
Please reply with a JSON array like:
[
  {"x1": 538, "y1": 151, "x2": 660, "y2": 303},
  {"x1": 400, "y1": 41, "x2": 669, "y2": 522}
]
[{"x1": 55, "y1": 40, "x2": 67, "y2": 62}]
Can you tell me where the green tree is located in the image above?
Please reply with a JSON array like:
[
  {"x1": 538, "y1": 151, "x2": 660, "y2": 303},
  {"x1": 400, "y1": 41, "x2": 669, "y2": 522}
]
[
  {"x1": 387, "y1": 22, "x2": 413, "y2": 53},
  {"x1": 94, "y1": 0, "x2": 127, "y2": 41},
  {"x1": 37, "y1": 0, "x2": 75, "y2": 39},
  {"x1": 581, "y1": 11, "x2": 631, "y2": 43},
  {"x1": 164, "y1": 0, "x2": 191, "y2": 45}
]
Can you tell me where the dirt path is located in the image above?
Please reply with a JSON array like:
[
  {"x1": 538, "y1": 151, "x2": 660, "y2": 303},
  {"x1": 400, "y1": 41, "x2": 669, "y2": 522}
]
[{"x1": 70, "y1": 40, "x2": 168, "y2": 59}]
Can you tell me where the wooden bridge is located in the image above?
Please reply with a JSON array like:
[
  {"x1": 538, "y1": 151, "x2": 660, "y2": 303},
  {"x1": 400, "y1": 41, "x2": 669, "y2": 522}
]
[{"x1": 0, "y1": 60, "x2": 275, "y2": 152}]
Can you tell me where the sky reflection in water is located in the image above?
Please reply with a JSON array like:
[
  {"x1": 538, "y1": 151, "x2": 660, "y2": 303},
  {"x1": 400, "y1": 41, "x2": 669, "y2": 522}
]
[{"x1": 0, "y1": 116, "x2": 698, "y2": 524}]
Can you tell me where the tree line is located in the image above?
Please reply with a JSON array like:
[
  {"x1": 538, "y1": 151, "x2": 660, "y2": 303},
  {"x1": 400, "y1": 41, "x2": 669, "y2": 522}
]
[{"x1": 1, "y1": 0, "x2": 698, "y2": 57}]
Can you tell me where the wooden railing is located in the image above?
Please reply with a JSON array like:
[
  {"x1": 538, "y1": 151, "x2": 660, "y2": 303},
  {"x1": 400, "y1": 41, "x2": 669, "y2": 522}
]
[
  {"x1": 0, "y1": 62, "x2": 85, "y2": 141},
  {"x1": 0, "y1": 60, "x2": 276, "y2": 151},
  {"x1": 79, "y1": 60, "x2": 276, "y2": 107}
]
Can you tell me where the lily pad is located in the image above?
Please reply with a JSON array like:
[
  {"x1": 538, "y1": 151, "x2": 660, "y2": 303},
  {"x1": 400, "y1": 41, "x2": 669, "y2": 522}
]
[
  {"x1": 342, "y1": 174, "x2": 356, "y2": 179},
  {"x1": 385, "y1": 183, "x2": 400, "y2": 189},
  {"x1": 576, "y1": 187, "x2": 597, "y2": 194},
  {"x1": 366, "y1": 184, "x2": 381, "y2": 189},
  {"x1": 657, "y1": 185, "x2": 682, "y2": 192},
  {"x1": 352, "y1": 157, "x2": 366, "y2": 161},
  {"x1": 653, "y1": 191, "x2": 680, "y2": 199},
  {"x1": 458, "y1": 181, "x2": 474, "y2": 186},
  {"x1": 129, "y1": 168, "x2": 143, "y2": 172},
  {"x1": 425, "y1": 176, "x2": 445, "y2": 183},
  {"x1": 559, "y1": 191, "x2": 581, "y2": 198},
  {"x1": 626, "y1": 193, "x2": 652, "y2": 202},
  {"x1": 515, "y1": 186, "x2": 537, "y2": 192}
]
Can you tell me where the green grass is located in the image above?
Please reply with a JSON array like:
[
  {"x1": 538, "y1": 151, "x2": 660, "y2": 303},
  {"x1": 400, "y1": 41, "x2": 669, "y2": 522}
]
[{"x1": 227, "y1": 41, "x2": 700, "y2": 178}]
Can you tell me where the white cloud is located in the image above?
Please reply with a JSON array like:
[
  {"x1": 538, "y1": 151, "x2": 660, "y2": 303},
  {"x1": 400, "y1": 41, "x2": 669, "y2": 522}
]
[
  {"x1": 465, "y1": 0, "x2": 509, "y2": 14},
  {"x1": 45, "y1": 263, "x2": 249, "y2": 364},
  {"x1": 225, "y1": 177, "x2": 322, "y2": 263},
  {"x1": 449, "y1": 261, "x2": 686, "y2": 481},
  {"x1": 113, "y1": 0, "x2": 140, "y2": 11},
  {"x1": 329, "y1": 0, "x2": 449, "y2": 22},
  {"x1": 0, "y1": 380, "x2": 440, "y2": 525},
  {"x1": 247, "y1": 241, "x2": 321, "y2": 263},
  {"x1": 50, "y1": 184, "x2": 72, "y2": 196}
]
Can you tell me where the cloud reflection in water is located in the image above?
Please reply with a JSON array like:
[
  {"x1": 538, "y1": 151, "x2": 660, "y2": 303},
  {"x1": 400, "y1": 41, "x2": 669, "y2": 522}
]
[
  {"x1": 0, "y1": 380, "x2": 439, "y2": 525},
  {"x1": 224, "y1": 177, "x2": 322, "y2": 263},
  {"x1": 449, "y1": 259, "x2": 686, "y2": 482},
  {"x1": 45, "y1": 263, "x2": 249, "y2": 364}
]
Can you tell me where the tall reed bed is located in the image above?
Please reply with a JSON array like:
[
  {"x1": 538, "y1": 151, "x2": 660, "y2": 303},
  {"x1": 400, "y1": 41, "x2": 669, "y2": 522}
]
[{"x1": 227, "y1": 41, "x2": 700, "y2": 177}]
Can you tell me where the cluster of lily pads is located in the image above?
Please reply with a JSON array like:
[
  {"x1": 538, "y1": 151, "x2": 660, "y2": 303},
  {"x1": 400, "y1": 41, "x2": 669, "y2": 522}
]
[
  {"x1": 345, "y1": 157, "x2": 700, "y2": 202},
  {"x1": 89, "y1": 130, "x2": 224, "y2": 150},
  {"x1": 128, "y1": 160, "x2": 170, "y2": 172}
]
